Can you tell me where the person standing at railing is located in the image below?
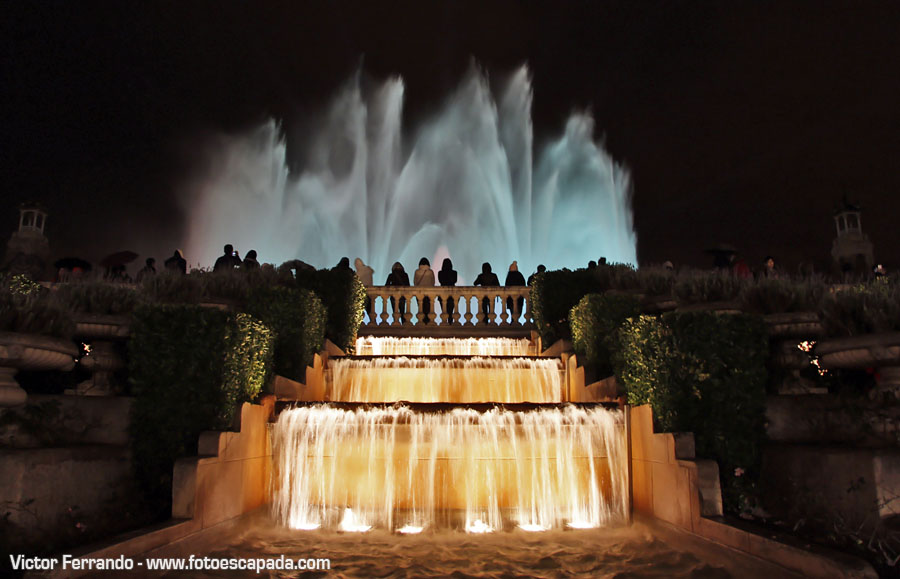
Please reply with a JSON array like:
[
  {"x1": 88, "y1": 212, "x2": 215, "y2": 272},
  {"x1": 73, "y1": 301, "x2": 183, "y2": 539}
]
[
  {"x1": 386, "y1": 261, "x2": 410, "y2": 321},
  {"x1": 473, "y1": 262, "x2": 500, "y2": 323},
  {"x1": 414, "y1": 257, "x2": 435, "y2": 323},
  {"x1": 505, "y1": 261, "x2": 526, "y2": 320},
  {"x1": 527, "y1": 264, "x2": 546, "y2": 287},
  {"x1": 437, "y1": 258, "x2": 458, "y2": 320}
]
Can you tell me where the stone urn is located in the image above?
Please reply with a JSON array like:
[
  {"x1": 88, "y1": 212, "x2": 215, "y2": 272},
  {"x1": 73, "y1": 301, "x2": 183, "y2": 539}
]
[
  {"x1": 815, "y1": 332, "x2": 900, "y2": 400},
  {"x1": 0, "y1": 331, "x2": 78, "y2": 406},
  {"x1": 71, "y1": 314, "x2": 130, "y2": 396},
  {"x1": 765, "y1": 311, "x2": 826, "y2": 395}
]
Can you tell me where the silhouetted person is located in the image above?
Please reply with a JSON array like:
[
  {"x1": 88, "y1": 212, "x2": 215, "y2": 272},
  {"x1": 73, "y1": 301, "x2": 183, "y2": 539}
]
[
  {"x1": 763, "y1": 255, "x2": 778, "y2": 279},
  {"x1": 136, "y1": 258, "x2": 156, "y2": 283},
  {"x1": 437, "y1": 258, "x2": 458, "y2": 319},
  {"x1": 874, "y1": 264, "x2": 886, "y2": 279},
  {"x1": 354, "y1": 258, "x2": 374, "y2": 286},
  {"x1": 214, "y1": 244, "x2": 241, "y2": 272},
  {"x1": 108, "y1": 264, "x2": 131, "y2": 283},
  {"x1": 242, "y1": 250, "x2": 260, "y2": 270},
  {"x1": 598, "y1": 257, "x2": 608, "y2": 266},
  {"x1": 474, "y1": 262, "x2": 500, "y2": 322},
  {"x1": 414, "y1": 257, "x2": 435, "y2": 322},
  {"x1": 385, "y1": 262, "x2": 410, "y2": 321},
  {"x1": 527, "y1": 264, "x2": 546, "y2": 287},
  {"x1": 333, "y1": 257, "x2": 352, "y2": 272},
  {"x1": 587, "y1": 260, "x2": 597, "y2": 270},
  {"x1": 164, "y1": 250, "x2": 187, "y2": 275},
  {"x1": 733, "y1": 256, "x2": 751, "y2": 279},
  {"x1": 505, "y1": 261, "x2": 527, "y2": 318}
]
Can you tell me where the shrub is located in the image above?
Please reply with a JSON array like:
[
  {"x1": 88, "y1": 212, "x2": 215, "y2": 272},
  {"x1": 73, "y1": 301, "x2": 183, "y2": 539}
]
[
  {"x1": 615, "y1": 311, "x2": 769, "y2": 514},
  {"x1": 245, "y1": 286, "x2": 326, "y2": 381},
  {"x1": 197, "y1": 269, "x2": 251, "y2": 304},
  {"x1": 674, "y1": 270, "x2": 746, "y2": 305},
  {"x1": 128, "y1": 305, "x2": 272, "y2": 512},
  {"x1": 530, "y1": 268, "x2": 604, "y2": 345},
  {"x1": 739, "y1": 277, "x2": 825, "y2": 315},
  {"x1": 0, "y1": 275, "x2": 74, "y2": 339},
  {"x1": 139, "y1": 271, "x2": 202, "y2": 304},
  {"x1": 570, "y1": 293, "x2": 642, "y2": 378},
  {"x1": 55, "y1": 281, "x2": 139, "y2": 315},
  {"x1": 819, "y1": 280, "x2": 900, "y2": 337},
  {"x1": 294, "y1": 268, "x2": 366, "y2": 353}
]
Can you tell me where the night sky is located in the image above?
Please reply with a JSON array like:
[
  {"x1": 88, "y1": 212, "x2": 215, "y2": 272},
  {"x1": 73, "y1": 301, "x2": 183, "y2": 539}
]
[{"x1": 3, "y1": 0, "x2": 899, "y2": 274}]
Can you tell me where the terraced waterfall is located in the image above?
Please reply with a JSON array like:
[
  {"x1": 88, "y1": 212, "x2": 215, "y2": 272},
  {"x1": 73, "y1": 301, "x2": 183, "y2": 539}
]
[{"x1": 271, "y1": 337, "x2": 628, "y2": 533}]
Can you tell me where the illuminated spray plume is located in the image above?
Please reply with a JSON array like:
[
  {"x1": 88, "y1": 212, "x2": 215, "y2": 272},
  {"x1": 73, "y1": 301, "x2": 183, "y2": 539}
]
[{"x1": 184, "y1": 65, "x2": 636, "y2": 280}]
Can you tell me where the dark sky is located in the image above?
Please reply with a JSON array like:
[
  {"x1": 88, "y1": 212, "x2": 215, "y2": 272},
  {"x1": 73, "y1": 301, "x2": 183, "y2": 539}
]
[{"x1": 3, "y1": 0, "x2": 899, "y2": 272}]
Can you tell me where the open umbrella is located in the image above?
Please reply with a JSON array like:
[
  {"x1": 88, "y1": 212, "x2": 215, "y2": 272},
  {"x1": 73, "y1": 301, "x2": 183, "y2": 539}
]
[
  {"x1": 100, "y1": 251, "x2": 139, "y2": 268},
  {"x1": 54, "y1": 257, "x2": 93, "y2": 272}
]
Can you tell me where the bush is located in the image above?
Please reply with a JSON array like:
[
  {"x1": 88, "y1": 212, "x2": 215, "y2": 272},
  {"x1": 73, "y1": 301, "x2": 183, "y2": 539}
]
[
  {"x1": 615, "y1": 311, "x2": 769, "y2": 514},
  {"x1": 245, "y1": 286, "x2": 325, "y2": 381},
  {"x1": 55, "y1": 281, "x2": 139, "y2": 315},
  {"x1": 0, "y1": 275, "x2": 74, "y2": 339},
  {"x1": 530, "y1": 268, "x2": 604, "y2": 345},
  {"x1": 570, "y1": 293, "x2": 642, "y2": 378},
  {"x1": 294, "y1": 268, "x2": 365, "y2": 352},
  {"x1": 197, "y1": 270, "x2": 251, "y2": 305},
  {"x1": 139, "y1": 271, "x2": 202, "y2": 304},
  {"x1": 128, "y1": 305, "x2": 272, "y2": 512},
  {"x1": 674, "y1": 270, "x2": 746, "y2": 305},
  {"x1": 739, "y1": 277, "x2": 825, "y2": 315},
  {"x1": 819, "y1": 280, "x2": 900, "y2": 337}
]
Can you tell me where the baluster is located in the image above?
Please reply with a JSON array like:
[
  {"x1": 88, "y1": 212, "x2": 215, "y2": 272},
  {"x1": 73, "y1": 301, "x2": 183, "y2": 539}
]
[
  {"x1": 523, "y1": 290, "x2": 533, "y2": 328},
  {"x1": 510, "y1": 290, "x2": 521, "y2": 327},
  {"x1": 463, "y1": 292, "x2": 475, "y2": 326},
  {"x1": 449, "y1": 294, "x2": 459, "y2": 326},
  {"x1": 390, "y1": 290, "x2": 402, "y2": 326},
  {"x1": 415, "y1": 292, "x2": 426, "y2": 326}
]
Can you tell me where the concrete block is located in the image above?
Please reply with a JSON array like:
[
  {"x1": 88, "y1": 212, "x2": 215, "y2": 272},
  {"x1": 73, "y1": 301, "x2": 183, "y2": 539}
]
[{"x1": 650, "y1": 461, "x2": 692, "y2": 529}]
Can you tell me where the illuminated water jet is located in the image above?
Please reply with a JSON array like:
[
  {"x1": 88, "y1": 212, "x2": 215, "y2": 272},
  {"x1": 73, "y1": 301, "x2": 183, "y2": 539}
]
[{"x1": 184, "y1": 65, "x2": 636, "y2": 280}]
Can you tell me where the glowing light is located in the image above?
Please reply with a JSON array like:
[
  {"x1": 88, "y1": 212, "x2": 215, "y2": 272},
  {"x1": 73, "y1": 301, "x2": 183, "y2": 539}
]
[
  {"x1": 291, "y1": 522, "x2": 321, "y2": 531},
  {"x1": 338, "y1": 508, "x2": 371, "y2": 533},
  {"x1": 465, "y1": 519, "x2": 494, "y2": 534},
  {"x1": 518, "y1": 523, "x2": 549, "y2": 532},
  {"x1": 397, "y1": 525, "x2": 424, "y2": 534},
  {"x1": 566, "y1": 520, "x2": 599, "y2": 530}
]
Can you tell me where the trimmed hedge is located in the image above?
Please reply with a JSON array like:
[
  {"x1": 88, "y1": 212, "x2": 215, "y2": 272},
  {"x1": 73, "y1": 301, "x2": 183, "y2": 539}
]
[
  {"x1": 245, "y1": 286, "x2": 325, "y2": 381},
  {"x1": 56, "y1": 281, "x2": 139, "y2": 315},
  {"x1": 0, "y1": 274, "x2": 74, "y2": 339},
  {"x1": 570, "y1": 292, "x2": 642, "y2": 378},
  {"x1": 128, "y1": 305, "x2": 273, "y2": 511},
  {"x1": 531, "y1": 269, "x2": 604, "y2": 345},
  {"x1": 295, "y1": 268, "x2": 366, "y2": 353},
  {"x1": 615, "y1": 311, "x2": 769, "y2": 514}
]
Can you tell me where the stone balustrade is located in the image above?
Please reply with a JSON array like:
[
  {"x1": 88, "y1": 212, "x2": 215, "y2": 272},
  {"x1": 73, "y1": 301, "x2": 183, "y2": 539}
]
[{"x1": 362, "y1": 286, "x2": 533, "y2": 334}]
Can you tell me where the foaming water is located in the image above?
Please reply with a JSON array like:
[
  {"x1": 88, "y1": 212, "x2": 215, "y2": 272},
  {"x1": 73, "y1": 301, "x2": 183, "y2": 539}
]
[
  {"x1": 271, "y1": 405, "x2": 628, "y2": 533},
  {"x1": 189, "y1": 520, "x2": 794, "y2": 579},
  {"x1": 330, "y1": 356, "x2": 562, "y2": 403},
  {"x1": 356, "y1": 336, "x2": 533, "y2": 356},
  {"x1": 183, "y1": 65, "x2": 636, "y2": 280}
]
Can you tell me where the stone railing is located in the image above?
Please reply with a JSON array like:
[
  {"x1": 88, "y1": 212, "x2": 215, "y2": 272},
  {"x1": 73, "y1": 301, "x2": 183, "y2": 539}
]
[{"x1": 362, "y1": 286, "x2": 533, "y2": 332}]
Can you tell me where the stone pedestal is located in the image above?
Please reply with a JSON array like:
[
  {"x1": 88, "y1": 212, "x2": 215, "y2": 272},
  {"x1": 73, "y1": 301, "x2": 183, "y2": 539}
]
[
  {"x1": 765, "y1": 312, "x2": 825, "y2": 395},
  {"x1": 816, "y1": 332, "x2": 900, "y2": 402},
  {"x1": 69, "y1": 315, "x2": 130, "y2": 397}
]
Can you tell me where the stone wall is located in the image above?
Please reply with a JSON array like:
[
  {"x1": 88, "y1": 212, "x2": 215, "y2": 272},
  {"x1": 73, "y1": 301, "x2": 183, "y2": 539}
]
[{"x1": 171, "y1": 397, "x2": 275, "y2": 528}]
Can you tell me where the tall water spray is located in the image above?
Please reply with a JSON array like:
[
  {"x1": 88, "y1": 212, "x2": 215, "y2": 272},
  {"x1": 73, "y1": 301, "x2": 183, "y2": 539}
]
[{"x1": 184, "y1": 65, "x2": 636, "y2": 281}]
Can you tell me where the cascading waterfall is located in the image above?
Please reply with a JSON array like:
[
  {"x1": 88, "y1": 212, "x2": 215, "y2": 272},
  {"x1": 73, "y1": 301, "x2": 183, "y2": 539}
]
[
  {"x1": 271, "y1": 405, "x2": 628, "y2": 533},
  {"x1": 356, "y1": 336, "x2": 533, "y2": 356},
  {"x1": 183, "y1": 64, "x2": 636, "y2": 281},
  {"x1": 330, "y1": 356, "x2": 562, "y2": 403}
]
